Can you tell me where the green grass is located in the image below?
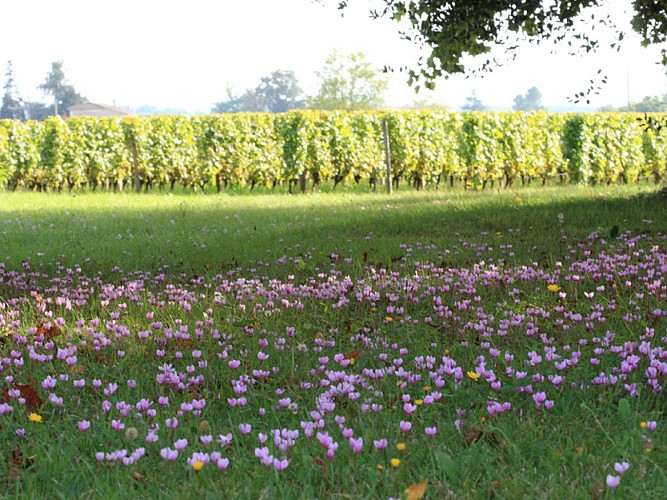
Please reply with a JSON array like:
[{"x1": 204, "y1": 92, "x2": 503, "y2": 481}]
[
  {"x1": 0, "y1": 183, "x2": 663, "y2": 276},
  {"x1": 0, "y1": 183, "x2": 665, "y2": 499}
]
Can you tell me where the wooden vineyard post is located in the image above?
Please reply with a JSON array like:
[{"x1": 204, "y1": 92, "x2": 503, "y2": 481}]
[
  {"x1": 382, "y1": 119, "x2": 392, "y2": 194},
  {"x1": 299, "y1": 172, "x2": 307, "y2": 193},
  {"x1": 126, "y1": 128, "x2": 141, "y2": 194}
]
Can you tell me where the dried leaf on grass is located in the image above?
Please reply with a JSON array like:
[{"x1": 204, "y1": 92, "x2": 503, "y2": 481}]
[
  {"x1": 133, "y1": 471, "x2": 147, "y2": 482},
  {"x1": 463, "y1": 427, "x2": 506, "y2": 448},
  {"x1": 7, "y1": 446, "x2": 36, "y2": 479},
  {"x1": 36, "y1": 322, "x2": 61, "y2": 340},
  {"x1": 344, "y1": 349, "x2": 363, "y2": 360},
  {"x1": 0, "y1": 383, "x2": 43, "y2": 413},
  {"x1": 404, "y1": 480, "x2": 428, "y2": 500}
]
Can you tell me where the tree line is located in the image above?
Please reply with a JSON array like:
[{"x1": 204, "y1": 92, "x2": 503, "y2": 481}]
[{"x1": 1, "y1": 61, "x2": 86, "y2": 121}]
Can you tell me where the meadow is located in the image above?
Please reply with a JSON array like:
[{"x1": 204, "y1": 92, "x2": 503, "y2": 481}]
[{"x1": 0, "y1": 184, "x2": 665, "y2": 498}]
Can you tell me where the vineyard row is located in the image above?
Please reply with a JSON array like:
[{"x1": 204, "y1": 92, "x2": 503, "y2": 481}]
[{"x1": 0, "y1": 111, "x2": 666, "y2": 192}]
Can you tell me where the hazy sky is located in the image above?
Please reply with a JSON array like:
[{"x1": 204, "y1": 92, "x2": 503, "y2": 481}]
[{"x1": 2, "y1": 0, "x2": 666, "y2": 112}]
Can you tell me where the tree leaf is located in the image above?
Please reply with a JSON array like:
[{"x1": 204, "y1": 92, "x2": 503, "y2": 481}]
[
  {"x1": 36, "y1": 321, "x2": 61, "y2": 340},
  {"x1": 404, "y1": 480, "x2": 428, "y2": 500},
  {"x1": 1, "y1": 383, "x2": 43, "y2": 413}
]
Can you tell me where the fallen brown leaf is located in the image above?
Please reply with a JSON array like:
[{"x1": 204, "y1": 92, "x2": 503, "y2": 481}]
[
  {"x1": 0, "y1": 383, "x2": 43, "y2": 413},
  {"x1": 404, "y1": 480, "x2": 428, "y2": 500}
]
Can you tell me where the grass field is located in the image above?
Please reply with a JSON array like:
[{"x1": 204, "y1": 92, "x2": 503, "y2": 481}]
[{"x1": 0, "y1": 184, "x2": 666, "y2": 498}]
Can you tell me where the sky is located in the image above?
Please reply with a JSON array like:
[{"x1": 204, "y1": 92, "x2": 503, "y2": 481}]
[{"x1": 1, "y1": 0, "x2": 666, "y2": 113}]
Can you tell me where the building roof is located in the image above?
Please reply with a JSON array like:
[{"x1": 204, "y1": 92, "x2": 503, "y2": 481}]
[{"x1": 67, "y1": 102, "x2": 131, "y2": 117}]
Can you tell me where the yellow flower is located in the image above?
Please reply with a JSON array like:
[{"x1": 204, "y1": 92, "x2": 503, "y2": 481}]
[
  {"x1": 192, "y1": 460, "x2": 204, "y2": 472},
  {"x1": 390, "y1": 458, "x2": 401, "y2": 468},
  {"x1": 548, "y1": 284, "x2": 561, "y2": 293},
  {"x1": 28, "y1": 413, "x2": 42, "y2": 423},
  {"x1": 640, "y1": 421, "x2": 647, "y2": 429},
  {"x1": 396, "y1": 443, "x2": 406, "y2": 452},
  {"x1": 376, "y1": 464, "x2": 384, "y2": 471},
  {"x1": 415, "y1": 399, "x2": 423, "y2": 406},
  {"x1": 467, "y1": 371, "x2": 480, "y2": 381},
  {"x1": 384, "y1": 316, "x2": 393, "y2": 322},
  {"x1": 444, "y1": 348, "x2": 450, "y2": 355},
  {"x1": 349, "y1": 357, "x2": 355, "y2": 366},
  {"x1": 423, "y1": 386, "x2": 431, "y2": 392}
]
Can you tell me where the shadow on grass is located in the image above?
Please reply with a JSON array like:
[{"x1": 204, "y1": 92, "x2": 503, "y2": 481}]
[{"x1": 1, "y1": 186, "x2": 664, "y2": 276}]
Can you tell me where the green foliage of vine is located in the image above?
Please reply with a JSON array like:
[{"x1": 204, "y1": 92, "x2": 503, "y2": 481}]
[
  {"x1": 561, "y1": 113, "x2": 647, "y2": 184},
  {"x1": 0, "y1": 111, "x2": 665, "y2": 191}
]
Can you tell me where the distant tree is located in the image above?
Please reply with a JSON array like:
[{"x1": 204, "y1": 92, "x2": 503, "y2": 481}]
[
  {"x1": 212, "y1": 85, "x2": 246, "y2": 113},
  {"x1": 407, "y1": 98, "x2": 448, "y2": 111},
  {"x1": 599, "y1": 95, "x2": 667, "y2": 112},
  {"x1": 325, "y1": 1, "x2": 667, "y2": 100},
  {"x1": 628, "y1": 95, "x2": 667, "y2": 112},
  {"x1": 253, "y1": 70, "x2": 305, "y2": 112},
  {"x1": 38, "y1": 61, "x2": 86, "y2": 116},
  {"x1": 24, "y1": 102, "x2": 53, "y2": 121},
  {"x1": 597, "y1": 104, "x2": 617, "y2": 112},
  {"x1": 212, "y1": 71, "x2": 305, "y2": 113},
  {"x1": 513, "y1": 86, "x2": 544, "y2": 111},
  {"x1": 308, "y1": 50, "x2": 388, "y2": 110},
  {"x1": 461, "y1": 91, "x2": 486, "y2": 111},
  {"x1": 1, "y1": 61, "x2": 26, "y2": 120}
]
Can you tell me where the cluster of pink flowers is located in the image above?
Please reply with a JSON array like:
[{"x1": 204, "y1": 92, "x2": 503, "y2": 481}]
[{"x1": 0, "y1": 228, "x2": 664, "y2": 484}]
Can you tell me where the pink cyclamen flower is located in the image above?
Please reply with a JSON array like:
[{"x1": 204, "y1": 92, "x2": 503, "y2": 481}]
[
  {"x1": 239, "y1": 423, "x2": 252, "y2": 435},
  {"x1": 77, "y1": 420, "x2": 91, "y2": 432},
  {"x1": 606, "y1": 474, "x2": 621, "y2": 489},
  {"x1": 160, "y1": 448, "x2": 179, "y2": 461},
  {"x1": 349, "y1": 437, "x2": 363, "y2": 454},
  {"x1": 273, "y1": 457, "x2": 289, "y2": 471},
  {"x1": 373, "y1": 439, "x2": 388, "y2": 450},
  {"x1": 533, "y1": 392, "x2": 547, "y2": 408},
  {"x1": 218, "y1": 433, "x2": 233, "y2": 446},
  {"x1": 399, "y1": 420, "x2": 412, "y2": 433},
  {"x1": 646, "y1": 421, "x2": 657, "y2": 431},
  {"x1": 174, "y1": 439, "x2": 188, "y2": 451},
  {"x1": 216, "y1": 457, "x2": 230, "y2": 470},
  {"x1": 255, "y1": 447, "x2": 273, "y2": 467},
  {"x1": 425, "y1": 426, "x2": 437, "y2": 437},
  {"x1": 187, "y1": 452, "x2": 210, "y2": 467},
  {"x1": 614, "y1": 462, "x2": 630, "y2": 475},
  {"x1": 49, "y1": 393, "x2": 64, "y2": 406}
]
